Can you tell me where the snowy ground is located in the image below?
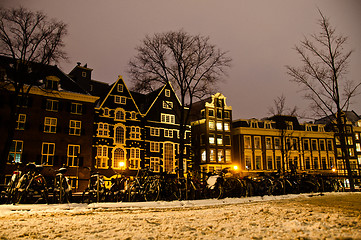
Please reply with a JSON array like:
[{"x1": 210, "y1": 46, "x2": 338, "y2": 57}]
[{"x1": 0, "y1": 192, "x2": 360, "y2": 239}]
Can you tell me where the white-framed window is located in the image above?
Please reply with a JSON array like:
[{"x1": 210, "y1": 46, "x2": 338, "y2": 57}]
[
  {"x1": 41, "y1": 142, "x2": 55, "y2": 166},
  {"x1": 46, "y1": 99, "x2": 59, "y2": 112},
  {"x1": 70, "y1": 103, "x2": 83, "y2": 114},
  {"x1": 265, "y1": 137, "x2": 272, "y2": 149},
  {"x1": 150, "y1": 157, "x2": 160, "y2": 172},
  {"x1": 266, "y1": 155, "x2": 273, "y2": 169},
  {"x1": 129, "y1": 148, "x2": 141, "y2": 169},
  {"x1": 67, "y1": 144, "x2": 80, "y2": 167},
  {"x1": 164, "y1": 142, "x2": 175, "y2": 172},
  {"x1": 150, "y1": 127, "x2": 160, "y2": 136},
  {"x1": 16, "y1": 114, "x2": 26, "y2": 130},
  {"x1": 130, "y1": 126, "x2": 141, "y2": 139},
  {"x1": 44, "y1": 117, "x2": 57, "y2": 133},
  {"x1": 103, "y1": 108, "x2": 110, "y2": 116},
  {"x1": 69, "y1": 120, "x2": 81, "y2": 136},
  {"x1": 210, "y1": 149, "x2": 216, "y2": 162},
  {"x1": 96, "y1": 146, "x2": 108, "y2": 168},
  {"x1": 165, "y1": 89, "x2": 171, "y2": 97},
  {"x1": 150, "y1": 142, "x2": 160, "y2": 152},
  {"x1": 8, "y1": 140, "x2": 23, "y2": 163},
  {"x1": 163, "y1": 101, "x2": 173, "y2": 109},
  {"x1": 274, "y1": 137, "x2": 281, "y2": 150},
  {"x1": 117, "y1": 84, "x2": 124, "y2": 92},
  {"x1": 130, "y1": 112, "x2": 137, "y2": 120},
  {"x1": 113, "y1": 148, "x2": 125, "y2": 169},
  {"x1": 164, "y1": 129, "x2": 173, "y2": 138},
  {"x1": 97, "y1": 123, "x2": 109, "y2": 137},
  {"x1": 245, "y1": 155, "x2": 252, "y2": 170},
  {"x1": 255, "y1": 155, "x2": 262, "y2": 170},
  {"x1": 161, "y1": 113, "x2": 175, "y2": 124},
  {"x1": 115, "y1": 96, "x2": 126, "y2": 104},
  {"x1": 244, "y1": 136, "x2": 251, "y2": 149},
  {"x1": 115, "y1": 109, "x2": 126, "y2": 121},
  {"x1": 115, "y1": 125, "x2": 126, "y2": 144}
]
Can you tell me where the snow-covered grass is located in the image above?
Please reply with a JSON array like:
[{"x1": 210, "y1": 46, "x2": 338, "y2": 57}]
[{"x1": 0, "y1": 192, "x2": 360, "y2": 239}]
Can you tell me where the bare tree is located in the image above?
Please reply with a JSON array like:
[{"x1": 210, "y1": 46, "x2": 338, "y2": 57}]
[
  {"x1": 0, "y1": 7, "x2": 68, "y2": 174},
  {"x1": 286, "y1": 10, "x2": 360, "y2": 191},
  {"x1": 268, "y1": 94, "x2": 298, "y2": 116},
  {"x1": 128, "y1": 30, "x2": 231, "y2": 173}
]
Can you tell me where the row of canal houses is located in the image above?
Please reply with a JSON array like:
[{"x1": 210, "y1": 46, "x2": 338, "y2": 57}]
[{"x1": 1, "y1": 59, "x2": 360, "y2": 191}]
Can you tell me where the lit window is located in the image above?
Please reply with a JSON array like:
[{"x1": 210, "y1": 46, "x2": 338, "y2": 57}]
[
  {"x1": 16, "y1": 114, "x2": 26, "y2": 130},
  {"x1": 217, "y1": 135, "x2": 223, "y2": 145},
  {"x1": 356, "y1": 143, "x2": 360, "y2": 152},
  {"x1": 70, "y1": 103, "x2": 83, "y2": 114},
  {"x1": 201, "y1": 149, "x2": 206, "y2": 162},
  {"x1": 42, "y1": 142, "x2": 55, "y2": 166},
  {"x1": 67, "y1": 145, "x2": 80, "y2": 167},
  {"x1": 46, "y1": 99, "x2": 59, "y2": 112},
  {"x1": 209, "y1": 134, "x2": 215, "y2": 144},
  {"x1": 224, "y1": 122, "x2": 230, "y2": 131},
  {"x1": 44, "y1": 117, "x2": 57, "y2": 133},
  {"x1": 225, "y1": 149, "x2": 231, "y2": 162},
  {"x1": 8, "y1": 140, "x2": 23, "y2": 163},
  {"x1": 163, "y1": 101, "x2": 173, "y2": 109},
  {"x1": 274, "y1": 138, "x2": 281, "y2": 149},
  {"x1": 113, "y1": 148, "x2": 125, "y2": 169},
  {"x1": 210, "y1": 149, "x2": 216, "y2": 162},
  {"x1": 254, "y1": 136, "x2": 261, "y2": 149},
  {"x1": 217, "y1": 150, "x2": 224, "y2": 162},
  {"x1": 245, "y1": 155, "x2": 252, "y2": 169},
  {"x1": 265, "y1": 137, "x2": 272, "y2": 149},
  {"x1": 209, "y1": 120, "x2": 215, "y2": 130},
  {"x1": 244, "y1": 136, "x2": 251, "y2": 149},
  {"x1": 216, "y1": 122, "x2": 223, "y2": 131}
]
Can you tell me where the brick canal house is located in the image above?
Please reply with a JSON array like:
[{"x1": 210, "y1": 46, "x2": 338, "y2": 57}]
[{"x1": 0, "y1": 57, "x2": 99, "y2": 191}]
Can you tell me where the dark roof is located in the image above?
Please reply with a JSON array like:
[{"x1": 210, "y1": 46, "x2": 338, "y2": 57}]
[
  {"x1": 315, "y1": 111, "x2": 360, "y2": 126},
  {"x1": 189, "y1": 97, "x2": 212, "y2": 122},
  {"x1": 266, "y1": 115, "x2": 302, "y2": 130},
  {"x1": 132, "y1": 86, "x2": 163, "y2": 114},
  {"x1": 0, "y1": 55, "x2": 89, "y2": 95}
]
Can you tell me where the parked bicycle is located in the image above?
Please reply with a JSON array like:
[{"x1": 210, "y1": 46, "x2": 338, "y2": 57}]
[
  {"x1": 82, "y1": 170, "x2": 107, "y2": 203},
  {"x1": 13, "y1": 162, "x2": 49, "y2": 204},
  {"x1": 1, "y1": 162, "x2": 23, "y2": 204},
  {"x1": 52, "y1": 167, "x2": 72, "y2": 204}
]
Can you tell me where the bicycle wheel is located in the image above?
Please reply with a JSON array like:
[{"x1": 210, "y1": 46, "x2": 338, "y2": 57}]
[
  {"x1": 206, "y1": 184, "x2": 223, "y2": 199},
  {"x1": 82, "y1": 188, "x2": 95, "y2": 204},
  {"x1": 144, "y1": 179, "x2": 160, "y2": 201},
  {"x1": 223, "y1": 178, "x2": 243, "y2": 198},
  {"x1": 54, "y1": 178, "x2": 72, "y2": 204},
  {"x1": 128, "y1": 182, "x2": 142, "y2": 202}
]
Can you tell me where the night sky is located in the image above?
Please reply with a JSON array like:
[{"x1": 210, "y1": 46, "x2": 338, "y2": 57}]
[{"x1": 2, "y1": 0, "x2": 361, "y2": 120}]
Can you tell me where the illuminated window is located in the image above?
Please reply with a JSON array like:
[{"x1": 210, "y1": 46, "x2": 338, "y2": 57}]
[
  {"x1": 8, "y1": 140, "x2": 23, "y2": 163},
  {"x1": 217, "y1": 135, "x2": 223, "y2": 145},
  {"x1": 254, "y1": 136, "x2": 261, "y2": 149},
  {"x1": 209, "y1": 134, "x2": 215, "y2": 144},
  {"x1": 113, "y1": 148, "x2": 125, "y2": 169},
  {"x1": 69, "y1": 120, "x2": 81, "y2": 136},
  {"x1": 244, "y1": 136, "x2": 251, "y2": 149},
  {"x1": 224, "y1": 122, "x2": 230, "y2": 131},
  {"x1": 201, "y1": 149, "x2": 206, "y2": 162},
  {"x1": 44, "y1": 117, "x2": 57, "y2": 133},
  {"x1": 245, "y1": 155, "x2": 252, "y2": 170},
  {"x1": 210, "y1": 149, "x2": 216, "y2": 162},
  {"x1": 274, "y1": 138, "x2": 281, "y2": 150},
  {"x1": 225, "y1": 149, "x2": 231, "y2": 162},
  {"x1": 265, "y1": 137, "x2": 272, "y2": 149},
  {"x1": 16, "y1": 114, "x2": 26, "y2": 130},
  {"x1": 216, "y1": 122, "x2": 223, "y2": 131},
  {"x1": 67, "y1": 145, "x2": 80, "y2": 166},
  {"x1": 217, "y1": 150, "x2": 224, "y2": 162},
  {"x1": 42, "y1": 142, "x2": 55, "y2": 166},
  {"x1": 209, "y1": 120, "x2": 215, "y2": 130}
]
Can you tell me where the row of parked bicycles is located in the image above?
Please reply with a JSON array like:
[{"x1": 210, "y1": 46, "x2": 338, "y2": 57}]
[{"x1": 0, "y1": 162, "x2": 346, "y2": 204}]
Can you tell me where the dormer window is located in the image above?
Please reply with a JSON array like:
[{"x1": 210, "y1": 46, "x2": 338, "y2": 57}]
[
  {"x1": 45, "y1": 77, "x2": 59, "y2": 90},
  {"x1": 250, "y1": 121, "x2": 258, "y2": 128},
  {"x1": 318, "y1": 126, "x2": 325, "y2": 132},
  {"x1": 165, "y1": 89, "x2": 171, "y2": 97},
  {"x1": 306, "y1": 125, "x2": 312, "y2": 131},
  {"x1": 82, "y1": 72, "x2": 86, "y2": 77},
  {"x1": 286, "y1": 121, "x2": 293, "y2": 130}
]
